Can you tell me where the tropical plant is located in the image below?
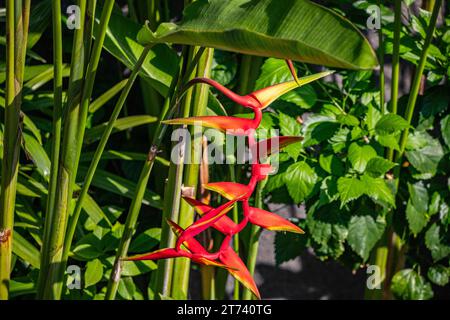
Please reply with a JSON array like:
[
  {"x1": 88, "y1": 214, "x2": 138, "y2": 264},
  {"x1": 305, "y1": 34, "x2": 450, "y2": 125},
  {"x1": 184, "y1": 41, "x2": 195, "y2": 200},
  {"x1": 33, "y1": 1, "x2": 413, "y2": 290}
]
[{"x1": 0, "y1": 0, "x2": 447, "y2": 301}]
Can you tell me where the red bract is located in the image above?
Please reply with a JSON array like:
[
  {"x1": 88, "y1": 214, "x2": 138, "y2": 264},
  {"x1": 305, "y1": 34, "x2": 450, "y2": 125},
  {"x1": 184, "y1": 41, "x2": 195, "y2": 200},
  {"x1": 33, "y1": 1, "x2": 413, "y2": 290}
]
[{"x1": 125, "y1": 60, "x2": 330, "y2": 299}]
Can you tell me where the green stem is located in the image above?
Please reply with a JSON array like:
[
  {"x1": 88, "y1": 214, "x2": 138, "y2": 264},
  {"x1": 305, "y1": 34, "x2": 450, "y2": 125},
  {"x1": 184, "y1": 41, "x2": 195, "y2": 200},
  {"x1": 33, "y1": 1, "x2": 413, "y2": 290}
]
[
  {"x1": 229, "y1": 166, "x2": 240, "y2": 300},
  {"x1": 62, "y1": 46, "x2": 152, "y2": 278},
  {"x1": 105, "y1": 52, "x2": 185, "y2": 300},
  {"x1": 170, "y1": 47, "x2": 214, "y2": 300},
  {"x1": 387, "y1": 0, "x2": 402, "y2": 161},
  {"x1": 41, "y1": 0, "x2": 63, "y2": 293},
  {"x1": 242, "y1": 180, "x2": 266, "y2": 300},
  {"x1": 377, "y1": 0, "x2": 385, "y2": 114},
  {"x1": 37, "y1": 0, "x2": 87, "y2": 299},
  {"x1": 37, "y1": 0, "x2": 115, "y2": 299},
  {"x1": 395, "y1": 0, "x2": 441, "y2": 163},
  {"x1": 0, "y1": 0, "x2": 30, "y2": 300}
]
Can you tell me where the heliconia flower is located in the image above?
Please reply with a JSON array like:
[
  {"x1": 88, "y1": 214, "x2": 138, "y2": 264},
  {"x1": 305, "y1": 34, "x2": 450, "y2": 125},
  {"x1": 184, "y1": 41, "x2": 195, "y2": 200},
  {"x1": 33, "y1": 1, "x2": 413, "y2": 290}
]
[
  {"x1": 170, "y1": 220, "x2": 259, "y2": 298},
  {"x1": 145, "y1": 60, "x2": 325, "y2": 300},
  {"x1": 163, "y1": 70, "x2": 333, "y2": 133},
  {"x1": 247, "y1": 207, "x2": 304, "y2": 234},
  {"x1": 255, "y1": 136, "x2": 304, "y2": 160},
  {"x1": 175, "y1": 199, "x2": 237, "y2": 250},
  {"x1": 183, "y1": 196, "x2": 304, "y2": 235},
  {"x1": 125, "y1": 221, "x2": 230, "y2": 269},
  {"x1": 218, "y1": 245, "x2": 261, "y2": 299}
]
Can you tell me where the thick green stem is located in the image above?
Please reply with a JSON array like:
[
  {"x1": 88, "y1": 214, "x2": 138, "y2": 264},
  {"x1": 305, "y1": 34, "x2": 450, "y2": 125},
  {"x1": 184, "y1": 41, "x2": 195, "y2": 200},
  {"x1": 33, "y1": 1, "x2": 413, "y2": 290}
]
[
  {"x1": 41, "y1": 0, "x2": 63, "y2": 294},
  {"x1": 387, "y1": 0, "x2": 402, "y2": 161},
  {"x1": 242, "y1": 180, "x2": 266, "y2": 300},
  {"x1": 62, "y1": 46, "x2": 152, "y2": 278},
  {"x1": 170, "y1": 47, "x2": 214, "y2": 300},
  {"x1": 0, "y1": 0, "x2": 30, "y2": 300},
  {"x1": 395, "y1": 0, "x2": 441, "y2": 163}
]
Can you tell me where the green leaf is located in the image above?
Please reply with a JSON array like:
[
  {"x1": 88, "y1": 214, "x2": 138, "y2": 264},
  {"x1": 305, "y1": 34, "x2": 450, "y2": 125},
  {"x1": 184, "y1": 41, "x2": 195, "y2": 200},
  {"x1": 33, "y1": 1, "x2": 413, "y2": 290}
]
[
  {"x1": 375, "y1": 114, "x2": 409, "y2": 135},
  {"x1": 376, "y1": 134, "x2": 400, "y2": 151},
  {"x1": 129, "y1": 228, "x2": 161, "y2": 253},
  {"x1": 284, "y1": 161, "x2": 317, "y2": 203},
  {"x1": 405, "y1": 131, "x2": 444, "y2": 178},
  {"x1": 406, "y1": 182, "x2": 429, "y2": 236},
  {"x1": 319, "y1": 154, "x2": 344, "y2": 176},
  {"x1": 347, "y1": 214, "x2": 385, "y2": 261},
  {"x1": 256, "y1": 58, "x2": 317, "y2": 109},
  {"x1": 89, "y1": 79, "x2": 128, "y2": 113},
  {"x1": 337, "y1": 114, "x2": 359, "y2": 127},
  {"x1": 12, "y1": 232, "x2": 40, "y2": 269},
  {"x1": 138, "y1": 0, "x2": 378, "y2": 70},
  {"x1": 303, "y1": 115, "x2": 339, "y2": 147},
  {"x1": 274, "y1": 229, "x2": 307, "y2": 265},
  {"x1": 85, "y1": 115, "x2": 158, "y2": 144},
  {"x1": 307, "y1": 206, "x2": 349, "y2": 259},
  {"x1": 77, "y1": 167, "x2": 162, "y2": 209},
  {"x1": 391, "y1": 269, "x2": 434, "y2": 300},
  {"x1": 73, "y1": 234, "x2": 103, "y2": 261},
  {"x1": 118, "y1": 277, "x2": 136, "y2": 300},
  {"x1": 361, "y1": 175, "x2": 396, "y2": 208},
  {"x1": 337, "y1": 177, "x2": 365, "y2": 207},
  {"x1": 427, "y1": 265, "x2": 449, "y2": 286},
  {"x1": 365, "y1": 156, "x2": 396, "y2": 177},
  {"x1": 85, "y1": 259, "x2": 104, "y2": 288},
  {"x1": 347, "y1": 142, "x2": 377, "y2": 172},
  {"x1": 440, "y1": 114, "x2": 450, "y2": 147},
  {"x1": 22, "y1": 133, "x2": 51, "y2": 180},
  {"x1": 102, "y1": 10, "x2": 180, "y2": 96},
  {"x1": 425, "y1": 223, "x2": 450, "y2": 262}
]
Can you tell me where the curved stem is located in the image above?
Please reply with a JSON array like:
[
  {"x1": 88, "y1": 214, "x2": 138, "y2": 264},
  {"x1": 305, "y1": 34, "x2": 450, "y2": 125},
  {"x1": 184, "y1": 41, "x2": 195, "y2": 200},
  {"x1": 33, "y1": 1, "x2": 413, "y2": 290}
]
[{"x1": 386, "y1": 0, "x2": 402, "y2": 161}]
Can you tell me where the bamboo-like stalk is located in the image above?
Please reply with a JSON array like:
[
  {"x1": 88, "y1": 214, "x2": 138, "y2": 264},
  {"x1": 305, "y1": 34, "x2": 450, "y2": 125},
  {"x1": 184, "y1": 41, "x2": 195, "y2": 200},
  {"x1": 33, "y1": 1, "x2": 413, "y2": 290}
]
[
  {"x1": 41, "y1": 0, "x2": 64, "y2": 291},
  {"x1": 386, "y1": 0, "x2": 402, "y2": 161},
  {"x1": 154, "y1": 49, "x2": 196, "y2": 296},
  {"x1": 242, "y1": 180, "x2": 266, "y2": 300},
  {"x1": 62, "y1": 46, "x2": 152, "y2": 276},
  {"x1": 0, "y1": 0, "x2": 30, "y2": 300},
  {"x1": 171, "y1": 47, "x2": 214, "y2": 299},
  {"x1": 37, "y1": 0, "x2": 88, "y2": 299}
]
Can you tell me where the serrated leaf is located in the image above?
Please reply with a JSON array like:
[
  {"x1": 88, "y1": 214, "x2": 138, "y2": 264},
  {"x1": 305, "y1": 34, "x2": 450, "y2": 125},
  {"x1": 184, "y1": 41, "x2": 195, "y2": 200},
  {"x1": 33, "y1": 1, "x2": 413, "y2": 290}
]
[
  {"x1": 361, "y1": 175, "x2": 396, "y2": 207},
  {"x1": 427, "y1": 265, "x2": 449, "y2": 286},
  {"x1": 376, "y1": 134, "x2": 400, "y2": 151},
  {"x1": 375, "y1": 114, "x2": 409, "y2": 135},
  {"x1": 347, "y1": 214, "x2": 385, "y2": 261},
  {"x1": 319, "y1": 154, "x2": 344, "y2": 176},
  {"x1": 274, "y1": 229, "x2": 307, "y2": 265},
  {"x1": 85, "y1": 259, "x2": 104, "y2": 288},
  {"x1": 405, "y1": 131, "x2": 444, "y2": 178},
  {"x1": 391, "y1": 269, "x2": 434, "y2": 300},
  {"x1": 406, "y1": 182, "x2": 429, "y2": 236},
  {"x1": 284, "y1": 161, "x2": 317, "y2": 203},
  {"x1": 337, "y1": 177, "x2": 366, "y2": 207},
  {"x1": 365, "y1": 156, "x2": 396, "y2": 177},
  {"x1": 348, "y1": 142, "x2": 377, "y2": 172},
  {"x1": 307, "y1": 206, "x2": 349, "y2": 259},
  {"x1": 425, "y1": 224, "x2": 450, "y2": 262},
  {"x1": 337, "y1": 114, "x2": 359, "y2": 127}
]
